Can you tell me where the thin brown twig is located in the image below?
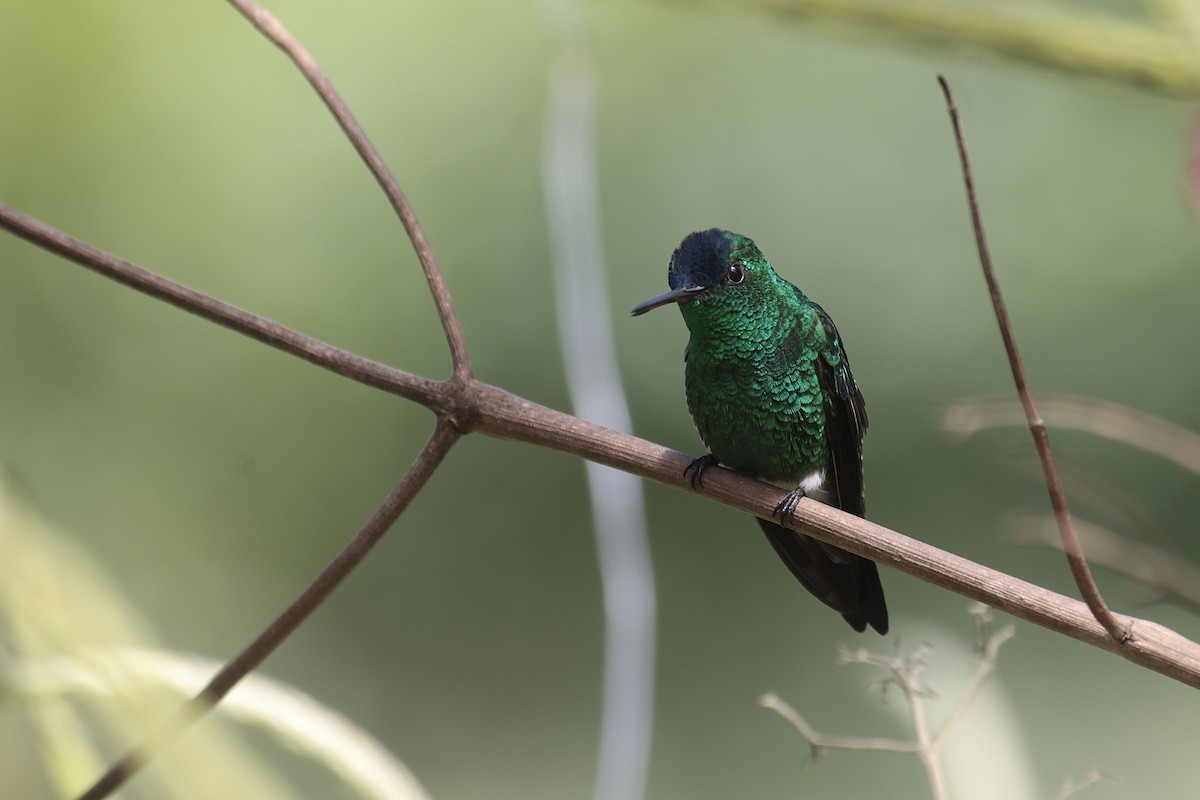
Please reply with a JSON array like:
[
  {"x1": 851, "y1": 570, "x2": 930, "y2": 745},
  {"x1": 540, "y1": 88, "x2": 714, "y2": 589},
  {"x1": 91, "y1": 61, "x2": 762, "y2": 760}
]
[
  {"x1": 226, "y1": 0, "x2": 472, "y2": 381},
  {"x1": 71, "y1": 1, "x2": 478, "y2": 796},
  {"x1": 937, "y1": 75, "x2": 1130, "y2": 645},
  {"x1": 0, "y1": 203, "x2": 444, "y2": 409},
  {"x1": 75, "y1": 421, "x2": 460, "y2": 800}
]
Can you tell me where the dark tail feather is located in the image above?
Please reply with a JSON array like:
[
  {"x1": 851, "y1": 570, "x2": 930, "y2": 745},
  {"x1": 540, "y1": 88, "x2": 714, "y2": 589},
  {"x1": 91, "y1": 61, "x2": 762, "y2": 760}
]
[{"x1": 757, "y1": 518, "x2": 889, "y2": 635}]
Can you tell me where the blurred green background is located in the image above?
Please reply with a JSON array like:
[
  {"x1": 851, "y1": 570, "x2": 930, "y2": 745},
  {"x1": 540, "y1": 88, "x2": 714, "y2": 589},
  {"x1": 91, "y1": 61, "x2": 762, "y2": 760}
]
[{"x1": 2, "y1": 1, "x2": 1199, "y2": 798}]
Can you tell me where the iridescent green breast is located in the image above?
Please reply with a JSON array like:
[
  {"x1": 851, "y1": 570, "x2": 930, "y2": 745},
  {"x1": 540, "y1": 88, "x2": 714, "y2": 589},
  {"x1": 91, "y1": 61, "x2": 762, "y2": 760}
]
[{"x1": 683, "y1": 308, "x2": 829, "y2": 482}]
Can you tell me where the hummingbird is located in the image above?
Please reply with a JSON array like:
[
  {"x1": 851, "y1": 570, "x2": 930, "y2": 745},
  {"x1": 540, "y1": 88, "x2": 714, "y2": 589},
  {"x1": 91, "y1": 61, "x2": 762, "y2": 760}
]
[{"x1": 631, "y1": 229, "x2": 887, "y2": 634}]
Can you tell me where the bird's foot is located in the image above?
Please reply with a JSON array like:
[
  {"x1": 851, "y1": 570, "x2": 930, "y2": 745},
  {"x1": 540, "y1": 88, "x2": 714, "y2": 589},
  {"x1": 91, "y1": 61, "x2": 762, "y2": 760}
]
[
  {"x1": 684, "y1": 454, "x2": 719, "y2": 489},
  {"x1": 773, "y1": 488, "x2": 806, "y2": 527}
]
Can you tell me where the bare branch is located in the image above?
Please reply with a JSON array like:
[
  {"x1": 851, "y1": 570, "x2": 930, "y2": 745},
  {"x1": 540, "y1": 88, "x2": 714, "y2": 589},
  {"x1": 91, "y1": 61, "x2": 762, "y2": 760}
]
[
  {"x1": 838, "y1": 642, "x2": 946, "y2": 798},
  {"x1": 765, "y1": 607, "x2": 1017, "y2": 800},
  {"x1": 225, "y1": 0, "x2": 472, "y2": 380},
  {"x1": 4, "y1": 198, "x2": 1200, "y2": 691},
  {"x1": 74, "y1": 421, "x2": 461, "y2": 800},
  {"x1": 0, "y1": 202, "x2": 444, "y2": 410},
  {"x1": 933, "y1": 605, "x2": 1016, "y2": 746},
  {"x1": 937, "y1": 75, "x2": 1130, "y2": 645},
  {"x1": 758, "y1": 693, "x2": 917, "y2": 755}
]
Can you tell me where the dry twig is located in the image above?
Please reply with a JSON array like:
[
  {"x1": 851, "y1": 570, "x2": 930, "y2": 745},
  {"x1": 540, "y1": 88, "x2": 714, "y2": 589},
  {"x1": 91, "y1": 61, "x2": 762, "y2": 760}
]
[
  {"x1": 73, "y1": 422, "x2": 459, "y2": 800},
  {"x1": 937, "y1": 76, "x2": 1131, "y2": 645},
  {"x1": 761, "y1": 605, "x2": 1017, "y2": 800}
]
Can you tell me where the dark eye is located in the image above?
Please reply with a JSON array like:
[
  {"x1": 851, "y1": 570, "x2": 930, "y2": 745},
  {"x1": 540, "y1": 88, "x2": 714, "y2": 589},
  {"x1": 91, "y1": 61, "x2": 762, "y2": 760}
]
[{"x1": 727, "y1": 261, "x2": 745, "y2": 285}]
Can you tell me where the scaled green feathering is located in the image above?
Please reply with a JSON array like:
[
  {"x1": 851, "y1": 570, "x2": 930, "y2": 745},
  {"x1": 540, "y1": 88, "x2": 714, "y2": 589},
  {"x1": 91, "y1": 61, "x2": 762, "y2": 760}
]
[{"x1": 632, "y1": 229, "x2": 887, "y2": 634}]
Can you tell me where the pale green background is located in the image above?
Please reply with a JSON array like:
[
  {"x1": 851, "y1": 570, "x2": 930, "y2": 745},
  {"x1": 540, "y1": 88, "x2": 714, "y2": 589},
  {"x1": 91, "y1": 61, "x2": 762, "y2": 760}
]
[{"x1": 2, "y1": 1, "x2": 1198, "y2": 798}]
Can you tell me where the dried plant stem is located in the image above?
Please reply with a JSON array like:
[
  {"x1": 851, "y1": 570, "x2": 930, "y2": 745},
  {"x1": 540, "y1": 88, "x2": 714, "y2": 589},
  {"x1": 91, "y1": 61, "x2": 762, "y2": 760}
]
[
  {"x1": 932, "y1": 621, "x2": 1015, "y2": 747},
  {"x1": 902, "y1": 663, "x2": 946, "y2": 800},
  {"x1": 226, "y1": 0, "x2": 471, "y2": 380},
  {"x1": 758, "y1": 693, "x2": 916, "y2": 754},
  {"x1": 762, "y1": 609, "x2": 1016, "y2": 800},
  {"x1": 937, "y1": 76, "x2": 1130, "y2": 645},
  {"x1": 74, "y1": 422, "x2": 459, "y2": 800},
  {"x1": 0, "y1": 204, "x2": 443, "y2": 408}
]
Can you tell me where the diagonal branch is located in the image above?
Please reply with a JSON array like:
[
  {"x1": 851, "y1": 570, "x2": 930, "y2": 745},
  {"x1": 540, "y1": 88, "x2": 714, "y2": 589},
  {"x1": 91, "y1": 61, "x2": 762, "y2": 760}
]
[
  {"x1": 4, "y1": 197, "x2": 1200, "y2": 688},
  {"x1": 3, "y1": 195, "x2": 1200, "y2": 798},
  {"x1": 937, "y1": 75, "x2": 1130, "y2": 645},
  {"x1": 226, "y1": 0, "x2": 472, "y2": 380},
  {"x1": 74, "y1": 421, "x2": 461, "y2": 800},
  {"x1": 0, "y1": 202, "x2": 443, "y2": 409}
]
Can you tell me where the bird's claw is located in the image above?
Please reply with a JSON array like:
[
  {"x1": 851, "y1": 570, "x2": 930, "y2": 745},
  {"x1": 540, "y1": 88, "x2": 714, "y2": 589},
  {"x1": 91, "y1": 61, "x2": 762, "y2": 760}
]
[
  {"x1": 773, "y1": 488, "x2": 806, "y2": 527},
  {"x1": 684, "y1": 454, "x2": 719, "y2": 489}
]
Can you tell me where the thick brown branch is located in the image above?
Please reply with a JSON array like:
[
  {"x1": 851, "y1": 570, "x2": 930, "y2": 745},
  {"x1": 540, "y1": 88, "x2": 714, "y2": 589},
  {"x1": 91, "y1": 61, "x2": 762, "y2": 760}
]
[
  {"x1": 464, "y1": 382, "x2": 1200, "y2": 688},
  {"x1": 75, "y1": 421, "x2": 461, "y2": 800},
  {"x1": 225, "y1": 0, "x2": 472, "y2": 379},
  {"x1": 937, "y1": 76, "x2": 1129, "y2": 644},
  {"x1": 4, "y1": 200, "x2": 1200, "y2": 694}
]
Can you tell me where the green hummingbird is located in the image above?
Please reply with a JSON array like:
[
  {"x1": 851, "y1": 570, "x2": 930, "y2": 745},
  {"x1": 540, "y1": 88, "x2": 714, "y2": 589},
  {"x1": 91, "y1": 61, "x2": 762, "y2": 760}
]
[{"x1": 631, "y1": 228, "x2": 887, "y2": 634}]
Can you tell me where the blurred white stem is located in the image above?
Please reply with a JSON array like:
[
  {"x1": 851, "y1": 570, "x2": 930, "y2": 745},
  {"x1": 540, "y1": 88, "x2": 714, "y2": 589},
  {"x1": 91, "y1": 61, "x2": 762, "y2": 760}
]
[
  {"x1": 12, "y1": 648, "x2": 433, "y2": 800},
  {"x1": 541, "y1": 3, "x2": 657, "y2": 800}
]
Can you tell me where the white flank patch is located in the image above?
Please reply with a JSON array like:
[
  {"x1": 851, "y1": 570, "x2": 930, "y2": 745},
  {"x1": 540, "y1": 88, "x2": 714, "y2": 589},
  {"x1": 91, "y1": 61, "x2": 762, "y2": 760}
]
[{"x1": 799, "y1": 469, "x2": 825, "y2": 495}]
